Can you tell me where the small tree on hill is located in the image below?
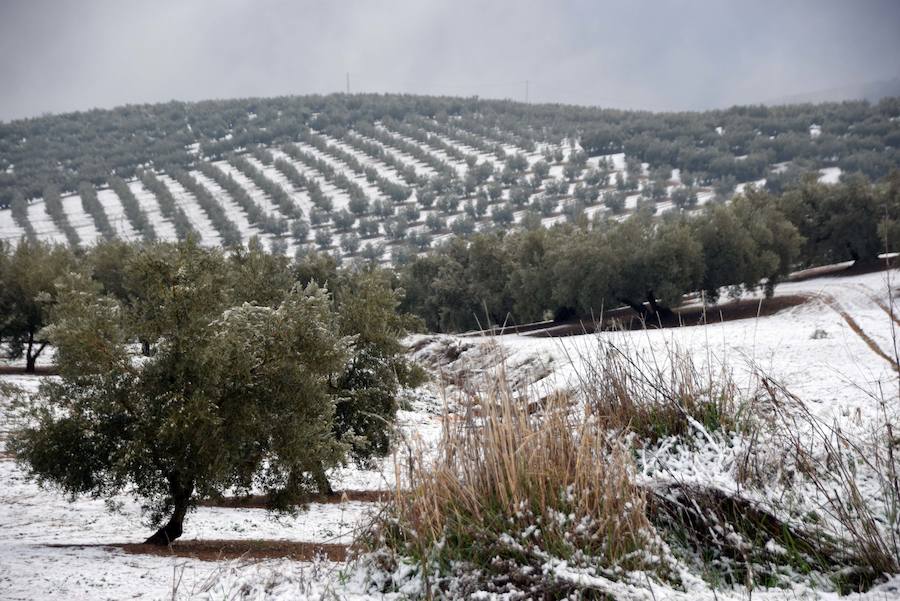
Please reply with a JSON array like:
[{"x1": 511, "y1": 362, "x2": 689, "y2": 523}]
[{"x1": 0, "y1": 240, "x2": 76, "y2": 372}]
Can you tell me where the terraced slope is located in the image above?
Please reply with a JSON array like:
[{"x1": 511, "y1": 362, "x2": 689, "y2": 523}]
[{"x1": 1, "y1": 93, "x2": 897, "y2": 261}]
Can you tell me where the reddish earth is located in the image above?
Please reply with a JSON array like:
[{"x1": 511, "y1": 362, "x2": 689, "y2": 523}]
[
  {"x1": 48, "y1": 540, "x2": 349, "y2": 561},
  {"x1": 198, "y1": 489, "x2": 391, "y2": 509},
  {"x1": 0, "y1": 366, "x2": 57, "y2": 375},
  {"x1": 522, "y1": 294, "x2": 810, "y2": 338}
]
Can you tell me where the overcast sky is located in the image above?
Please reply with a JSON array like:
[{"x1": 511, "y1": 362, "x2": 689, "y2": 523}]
[{"x1": 1, "y1": 0, "x2": 899, "y2": 121}]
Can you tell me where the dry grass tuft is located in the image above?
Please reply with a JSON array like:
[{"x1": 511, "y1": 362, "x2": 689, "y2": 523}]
[
  {"x1": 575, "y1": 338, "x2": 747, "y2": 443},
  {"x1": 366, "y1": 362, "x2": 676, "y2": 597}
]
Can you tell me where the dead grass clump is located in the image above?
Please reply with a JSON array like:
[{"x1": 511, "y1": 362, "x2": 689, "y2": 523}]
[
  {"x1": 367, "y1": 380, "x2": 675, "y2": 598},
  {"x1": 577, "y1": 339, "x2": 747, "y2": 444}
]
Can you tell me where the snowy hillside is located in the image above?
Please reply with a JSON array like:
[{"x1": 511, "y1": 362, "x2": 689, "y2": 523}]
[{"x1": 4, "y1": 90, "x2": 885, "y2": 263}]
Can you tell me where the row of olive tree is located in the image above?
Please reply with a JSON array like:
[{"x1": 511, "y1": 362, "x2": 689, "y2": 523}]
[
  {"x1": 138, "y1": 170, "x2": 197, "y2": 241},
  {"x1": 42, "y1": 185, "x2": 80, "y2": 246}
]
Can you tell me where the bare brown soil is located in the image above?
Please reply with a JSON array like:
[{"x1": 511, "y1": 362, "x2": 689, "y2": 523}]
[
  {"x1": 859, "y1": 291, "x2": 900, "y2": 328},
  {"x1": 198, "y1": 489, "x2": 390, "y2": 509},
  {"x1": 49, "y1": 540, "x2": 349, "y2": 562},
  {"x1": 819, "y1": 294, "x2": 900, "y2": 372},
  {"x1": 0, "y1": 366, "x2": 57, "y2": 375},
  {"x1": 523, "y1": 294, "x2": 810, "y2": 338}
]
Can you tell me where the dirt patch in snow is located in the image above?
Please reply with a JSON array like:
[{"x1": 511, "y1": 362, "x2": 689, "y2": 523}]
[
  {"x1": 525, "y1": 294, "x2": 810, "y2": 337},
  {"x1": 50, "y1": 539, "x2": 349, "y2": 562},
  {"x1": 819, "y1": 294, "x2": 900, "y2": 372},
  {"x1": 0, "y1": 366, "x2": 57, "y2": 375},
  {"x1": 198, "y1": 489, "x2": 390, "y2": 508}
]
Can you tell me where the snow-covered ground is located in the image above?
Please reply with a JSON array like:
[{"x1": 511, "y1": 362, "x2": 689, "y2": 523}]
[
  {"x1": 156, "y1": 174, "x2": 223, "y2": 247},
  {"x1": 818, "y1": 166, "x2": 843, "y2": 184},
  {"x1": 189, "y1": 168, "x2": 272, "y2": 250},
  {"x1": 3, "y1": 269, "x2": 900, "y2": 599},
  {"x1": 350, "y1": 131, "x2": 438, "y2": 178},
  {"x1": 127, "y1": 180, "x2": 178, "y2": 242},
  {"x1": 377, "y1": 126, "x2": 468, "y2": 177},
  {"x1": 96, "y1": 188, "x2": 140, "y2": 241},
  {"x1": 25, "y1": 199, "x2": 66, "y2": 245},
  {"x1": 0, "y1": 137, "x2": 854, "y2": 263},
  {"x1": 274, "y1": 146, "x2": 354, "y2": 213},
  {"x1": 292, "y1": 142, "x2": 387, "y2": 205},
  {"x1": 314, "y1": 132, "x2": 408, "y2": 185},
  {"x1": 0, "y1": 370, "x2": 440, "y2": 600},
  {"x1": 0, "y1": 202, "x2": 25, "y2": 243},
  {"x1": 464, "y1": 270, "x2": 897, "y2": 428}
]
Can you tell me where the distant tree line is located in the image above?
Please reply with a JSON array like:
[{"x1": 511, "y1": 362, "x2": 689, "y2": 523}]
[{"x1": 399, "y1": 173, "x2": 900, "y2": 331}]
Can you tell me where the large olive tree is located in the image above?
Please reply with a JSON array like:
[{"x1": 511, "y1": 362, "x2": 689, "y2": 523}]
[{"x1": 11, "y1": 243, "x2": 351, "y2": 545}]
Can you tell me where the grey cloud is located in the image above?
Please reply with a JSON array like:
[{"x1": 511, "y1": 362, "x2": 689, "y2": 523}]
[{"x1": 1, "y1": 0, "x2": 899, "y2": 121}]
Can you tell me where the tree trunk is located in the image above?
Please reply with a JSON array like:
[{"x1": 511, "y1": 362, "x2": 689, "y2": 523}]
[
  {"x1": 145, "y1": 477, "x2": 194, "y2": 546},
  {"x1": 619, "y1": 298, "x2": 648, "y2": 319},
  {"x1": 26, "y1": 341, "x2": 48, "y2": 374},
  {"x1": 313, "y1": 465, "x2": 334, "y2": 497},
  {"x1": 24, "y1": 330, "x2": 46, "y2": 374},
  {"x1": 853, "y1": 252, "x2": 884, "y2": 269},
  {"x1": 646, "y1": 290, "x2": 675, "y2": 322},
  {"x1": 25, "y1": 330, "x2": 35, "y2": 374}
]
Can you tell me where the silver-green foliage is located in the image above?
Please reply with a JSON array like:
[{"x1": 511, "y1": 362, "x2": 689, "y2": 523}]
[{"x1": 11, "y1": 243, "x2": 351, "y2": 542}]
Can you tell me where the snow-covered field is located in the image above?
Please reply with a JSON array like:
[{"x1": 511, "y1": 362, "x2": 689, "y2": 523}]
[
  {"x1": 3, "y1": 268, "x2": 900, "y2": 599},
  {"x1": 189, "y1": 168, "x2": 271, "y2": 250},
  {"x1": 127, "y1": 180, "x2": 178, "y2": 241},
  {"x1": 156, "y1": 174, "x2": 223, "y2": 247},
  {"x1": 0, "y1": 202, "x2": 25, "y2": 242},
  {"x1": 60, "y1": 193, "x2": 103, "y2": 244},
  {"x1": 25, "y1": 199, "x2": 66, "y2": 244},
  {"x1": 96, "y1": 188, "x2": 140, "y2": 240},
  {"x1": 0, "y1": 371, "x2": 441, "y2": 600}
]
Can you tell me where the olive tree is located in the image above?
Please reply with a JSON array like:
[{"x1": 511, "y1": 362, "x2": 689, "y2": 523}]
[
  {"x1": 11, "y1": 244, "x2": 351, "y2": 545},
  {"x1": 0, "y1": 240, "x2": 76, "y2": 372}
]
